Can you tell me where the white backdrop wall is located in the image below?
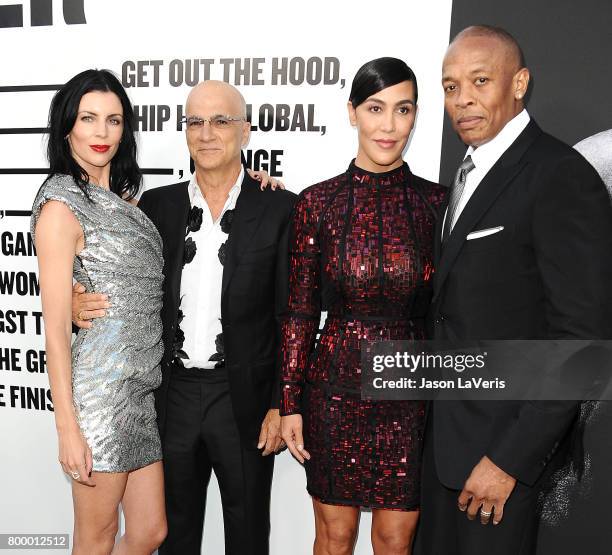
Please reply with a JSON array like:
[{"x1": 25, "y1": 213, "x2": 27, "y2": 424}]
[{"x1": 0, "y1": 1, "x2": 453, "y2": 552}]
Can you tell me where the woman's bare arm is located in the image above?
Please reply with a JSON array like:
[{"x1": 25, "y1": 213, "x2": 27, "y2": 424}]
[{"x1": 35, "y1": 200, "x2": 94, "y2": 485}]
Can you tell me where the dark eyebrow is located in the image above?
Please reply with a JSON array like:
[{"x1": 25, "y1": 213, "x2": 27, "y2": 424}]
[
  {"x1": 442, "y1": 65, "x2": 492, "y2": 81},
  {"x1": 78, "y1": 111, "x2": 123, "y2": 117},
  {"x1": 366, "y1": 97, "x2": 415, "y2": 106},
  {"x1": 443, "y1": 67, "x2": 490, "y2": 79}
]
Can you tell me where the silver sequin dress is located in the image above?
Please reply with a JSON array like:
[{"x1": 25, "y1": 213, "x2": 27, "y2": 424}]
[{"x1": 31, "y1": 174, "x2": 164, "y2": 472}]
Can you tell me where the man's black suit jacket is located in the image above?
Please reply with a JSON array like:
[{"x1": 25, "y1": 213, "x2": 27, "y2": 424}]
[
  {"x1": 138, "y1": 171, "x2": 297, "y2": 449},
  {"x1": 429, "y1": 120, "x2": 612, "y2": 490}
]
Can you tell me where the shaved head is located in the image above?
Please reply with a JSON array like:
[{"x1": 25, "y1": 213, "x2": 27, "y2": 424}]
[
  {"x1": 184, "y1": 80, "x2": 250, "y2": 174},
  {"x1": 442, "y1": 25, "x2": 530, "y2": 146},
  {"x1": 186, "y1": 80, "x2": 247, "y2": 118},
  {"x1": 450, "y1": 25, "x2": 525, "y2": 72}
]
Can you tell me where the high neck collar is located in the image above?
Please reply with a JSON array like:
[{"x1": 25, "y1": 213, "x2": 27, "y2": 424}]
[{"x1": 347, "y1": 159, "x2": 411, "y2": 186}]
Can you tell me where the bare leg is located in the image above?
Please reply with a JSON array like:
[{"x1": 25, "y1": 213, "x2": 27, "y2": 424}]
[
  {"x1": 112, "y1": 461, "x2": 166, "y2": 555},
  {"x1": 71, "y1": 472, "x2": 128, "y2": 555},
  {"x1": 312, "y1": 498, "x2": 360, "y2": 555},
  {"x1": 371, "y1": 508, "x2": 419, "y2": 555}
]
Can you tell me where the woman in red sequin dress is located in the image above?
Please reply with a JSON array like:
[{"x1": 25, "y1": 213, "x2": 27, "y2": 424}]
[{"x1": 280, "y1": 58, "x2": 446, "y2": 554}]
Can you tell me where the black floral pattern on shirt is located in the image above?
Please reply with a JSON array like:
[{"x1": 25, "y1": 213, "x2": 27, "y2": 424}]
[
  {"x1": 172, "y1": 205, "x2": 203, "y2": 364},
  {"x1": 208, "y1": 326, "x2": 225, "y2": 368},
  {"x1": 173, "y1": 200, "x2": 236, "y2": 367},
  {"x1": 217, "y1": 209, "x2": 234, "y2": 266},
  {"x1": 187, "y1": 205, "x2": 203, "y2": 233},
  {"x1": 171, "y1": 308, "x2": 188, "y2": 362}
]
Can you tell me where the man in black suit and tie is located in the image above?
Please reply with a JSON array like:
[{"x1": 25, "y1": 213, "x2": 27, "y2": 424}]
[
  {"x1": 73, "y1": 80, "x2": 296, "y2": 554},
  {"x1": 416, "y1": 25, "x2": 612, "y2": 554}
]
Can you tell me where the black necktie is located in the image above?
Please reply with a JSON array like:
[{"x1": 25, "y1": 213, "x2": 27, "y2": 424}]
[{"x1": 442, "y1": 155, "x2": 475, "y2": 242}]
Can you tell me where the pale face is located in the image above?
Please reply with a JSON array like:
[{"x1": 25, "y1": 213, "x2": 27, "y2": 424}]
[
  {"x1": 348, "y1": 80, "x2": 416, "y2": 173},
  {"x1": 185, "y1": 86, "x2": 250, "y2": 173},
  {"x1": 68, "y1": 91, "x2": 124, "y2": 183},
  {"x1": 442, "y1": 35, "x2": 529, "y2": 147}
]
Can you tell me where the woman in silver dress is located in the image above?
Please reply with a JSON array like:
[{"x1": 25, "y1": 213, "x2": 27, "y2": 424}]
[{"x1": 32, "y1": 70, "x2": 166, "y2": 554}]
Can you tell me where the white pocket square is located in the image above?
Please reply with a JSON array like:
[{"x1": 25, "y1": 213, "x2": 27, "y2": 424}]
[{"x1": 466, "y1": 226, "x2": 504, "y2": 240}]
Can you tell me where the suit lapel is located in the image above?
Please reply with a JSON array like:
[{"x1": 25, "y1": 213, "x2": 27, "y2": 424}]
[
  {"x1": 221, "y1": 173, "x2": 267, "y2": 300},
  {"x1": 433, "y1": 202, "x2": 446, "y2": 268},
  {"x1": 165, "y1": 182, "x2": 190, "y2": 309},
  {"x1": 433, "y1": 121, "x2": 542, "y2": 301}
]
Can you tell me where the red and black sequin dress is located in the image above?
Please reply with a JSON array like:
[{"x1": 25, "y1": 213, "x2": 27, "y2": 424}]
[{"x1": 280, "y1": 161, "x2": 446, "y2": 510}]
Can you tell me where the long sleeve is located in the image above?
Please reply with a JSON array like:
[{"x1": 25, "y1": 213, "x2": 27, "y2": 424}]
[
  {"x1": 279, "y1": 192, "x2": 321, "y2": 416},
  {"x1": 271, "y1": 194, "x2": 295, "y2": 409}
]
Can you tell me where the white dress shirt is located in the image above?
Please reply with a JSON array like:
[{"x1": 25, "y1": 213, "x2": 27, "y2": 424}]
[
  {"x1": 444, "y1": 109, "x2": 531, "y2": 234},
  {"x1": 180, "y1": 167, "x2": 244, "y2": 369}
]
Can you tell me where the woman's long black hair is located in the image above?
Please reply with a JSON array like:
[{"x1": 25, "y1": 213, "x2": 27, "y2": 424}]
[
  {"x1": 349, "y1": 57, "x2": 418, "y2": 108},
  {"x1": 46, "y1": 69, "x2": 141, "y2": 200}
]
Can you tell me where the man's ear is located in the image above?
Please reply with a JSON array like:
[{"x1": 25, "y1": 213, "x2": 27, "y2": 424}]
[
  {"x1": 514, "y1": 67, "x2": 530, "y2": 101},
  {"x1": 241, "y1": 121, "x2": 251, "y2": 148}
]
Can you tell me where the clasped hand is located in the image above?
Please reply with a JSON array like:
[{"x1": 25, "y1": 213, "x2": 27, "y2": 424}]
[{"x1": 258, "y1": 409, "x2": 285, "y2": 456}]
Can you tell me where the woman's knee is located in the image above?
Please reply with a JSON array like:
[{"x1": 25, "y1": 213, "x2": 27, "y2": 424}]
[
  {"x1": 125, "y1": 518, "x2": 167, "y2": 551},
  {"x1": 317, "y1": 519, "x2": 358, "y2": 549},
  {"x1": 313, "y1": 500, "x2": 359, "y2": 552},
  {"x1": 149, "y1": 519, "x2": 168, "y2": 549},
  {"x1": 74, "y1": 517, "x2": 118, "y2": 553},
  {"x1": 372, "y1": 512, "x2": 418, "y2": 554},
  {"x1": 372, "y1": 525, "x2": 413, "y2": 552}
]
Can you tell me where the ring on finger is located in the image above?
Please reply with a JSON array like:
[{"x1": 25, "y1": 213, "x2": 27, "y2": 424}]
[
  {"x1": 481, "y1": 509, "x2": 492, "y2": 517},
  {"x1": 70, "y1": 471, "x2": 80, "y2": 480},
  {"x1": 77, "y1": 311, "x2": 86, "y2": 321}
]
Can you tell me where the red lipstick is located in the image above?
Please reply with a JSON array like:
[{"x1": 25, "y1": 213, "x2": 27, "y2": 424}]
[{"x1": 90, "y1": 145, "x2": 110, "y2": 153}]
